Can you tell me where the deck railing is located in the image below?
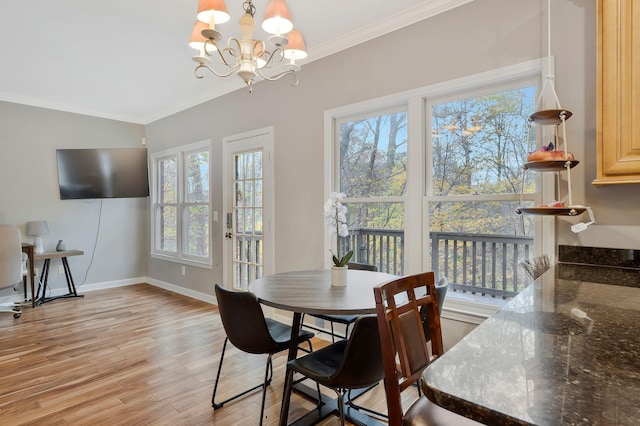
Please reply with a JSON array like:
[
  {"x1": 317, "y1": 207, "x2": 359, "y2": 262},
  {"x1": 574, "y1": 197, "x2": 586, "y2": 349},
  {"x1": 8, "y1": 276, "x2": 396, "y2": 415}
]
[{"x1": 342, "y1": 229, "x2": 534, "y2": 299}]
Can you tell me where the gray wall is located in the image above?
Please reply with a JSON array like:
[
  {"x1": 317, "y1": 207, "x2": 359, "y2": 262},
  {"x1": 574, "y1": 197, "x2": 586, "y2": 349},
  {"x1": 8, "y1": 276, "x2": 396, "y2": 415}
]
[
  {"x1": 0, "y1": 102, "x2": 148, "y2": 297},
  {"x1": 147, "y1": 0, "x2": 640, "y2": 298},
  {"x1": 2, "y1": 0, "x2": 638, "y2": 302}
]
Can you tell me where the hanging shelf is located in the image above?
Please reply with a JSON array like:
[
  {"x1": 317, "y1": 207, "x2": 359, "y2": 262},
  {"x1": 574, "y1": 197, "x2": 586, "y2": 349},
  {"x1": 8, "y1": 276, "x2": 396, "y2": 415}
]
[
  {"x1": 516, "y1": 107, "x2": 585, "y2": 217},
  {"x1": 516, "y1": 206, "x2": 587, "y2": 216},
  {"x1": 516, "y1": 0, "x2": 589, "y2": 218},
  {"x1": 524, "y1": 160, "x2": 579, "y2": 171}
]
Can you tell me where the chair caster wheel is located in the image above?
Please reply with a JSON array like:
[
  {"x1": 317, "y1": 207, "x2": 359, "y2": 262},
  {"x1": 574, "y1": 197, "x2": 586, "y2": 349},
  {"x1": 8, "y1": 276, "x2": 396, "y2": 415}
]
[{"x1": 13, "y1": 312, "x2": 21, "y2": 319}]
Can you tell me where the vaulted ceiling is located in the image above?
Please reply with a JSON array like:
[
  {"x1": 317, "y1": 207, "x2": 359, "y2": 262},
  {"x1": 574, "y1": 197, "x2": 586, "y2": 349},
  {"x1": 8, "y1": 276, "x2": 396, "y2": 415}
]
[{"x1": 0, "y1": 0, "x2": 472, "y2": 124}]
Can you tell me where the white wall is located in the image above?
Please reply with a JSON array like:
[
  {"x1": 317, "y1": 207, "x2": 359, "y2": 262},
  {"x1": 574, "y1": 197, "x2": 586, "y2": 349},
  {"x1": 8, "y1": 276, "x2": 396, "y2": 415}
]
[{"x1": 0, "y1": 102, "x2": 148, "y2": 298}]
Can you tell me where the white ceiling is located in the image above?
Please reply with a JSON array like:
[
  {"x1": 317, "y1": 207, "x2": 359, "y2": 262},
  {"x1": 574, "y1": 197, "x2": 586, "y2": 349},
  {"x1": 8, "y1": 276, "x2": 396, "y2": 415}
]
[{"x1": 0, "y1": 0, "x2": 472, "y2": 124}]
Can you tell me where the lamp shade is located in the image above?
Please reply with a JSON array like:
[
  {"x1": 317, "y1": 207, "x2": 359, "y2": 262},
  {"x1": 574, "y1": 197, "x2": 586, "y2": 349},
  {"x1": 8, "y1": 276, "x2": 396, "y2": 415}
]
[
  {"x1": 262, "y1": 0, "x2": 293, "y2": 35},
  {"x1": 26, "y1": 221, "x2": 49, "y2": 236},
  {"x1": 189, "y1": 20, "x2": 209, "y2": 51},
  {"x1": 197, "y1": 0, "x2": 231, "y2": 25},
  {"x1": 284, "y1": 29, "x2": 307, "y2": 60}
]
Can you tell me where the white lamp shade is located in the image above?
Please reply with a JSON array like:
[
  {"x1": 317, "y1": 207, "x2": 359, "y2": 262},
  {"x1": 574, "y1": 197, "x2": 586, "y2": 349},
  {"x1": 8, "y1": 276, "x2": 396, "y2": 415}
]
[
  {"x1": 26, "y1": 221, "x2": 49, "y2": 237},
  {"x1": 26, "y1": 221, "x2": 48, "y2": 254},
  {"x1": 197, "y1": 0, "x2": 231, "y2": 25},
  {"x1": 284, "y1": 29, "x2": 307, "y2": 60},
  {"x1": 262, "y1": 0, "x2": 293, "y2": 35},
  {"x1": 189, "y1": 20, "x2": 211, "y2": 51}
]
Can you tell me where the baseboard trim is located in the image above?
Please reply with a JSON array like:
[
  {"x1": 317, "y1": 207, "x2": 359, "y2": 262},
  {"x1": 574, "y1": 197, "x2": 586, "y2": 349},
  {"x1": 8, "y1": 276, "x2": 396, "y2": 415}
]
[{"x1": 145, "y1": 277, "x2": 218, "y2": 305}]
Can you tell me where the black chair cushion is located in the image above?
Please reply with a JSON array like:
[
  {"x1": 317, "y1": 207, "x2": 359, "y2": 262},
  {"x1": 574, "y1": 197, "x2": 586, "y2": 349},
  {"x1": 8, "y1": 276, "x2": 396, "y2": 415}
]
[
  {"x1": 287, "y1": 340, "x2": 347, "y2": 382},
  {"x1": 266, "y1": 317, "x2": 314, "y2": 349}
]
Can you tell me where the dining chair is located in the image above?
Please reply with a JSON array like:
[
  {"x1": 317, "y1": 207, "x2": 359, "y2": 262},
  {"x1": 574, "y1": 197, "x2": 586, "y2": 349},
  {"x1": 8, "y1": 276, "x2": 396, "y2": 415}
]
[
  {"x1": 280, "y1": 315, "x2": 385, "y2": 426},
  {"x1": 302, "y1": 262, "x2": 378, "y2": 342},
  {"x1": 0, "y1": 224, "x2": 23, "y2": 319},
  {"x1": 374, "y1": 272, "x2": 480, "y2": 425},
  {"x1": 420, "y1": 276, "x2": 448, "y2": 343},
  {"x1": 212, "y1": 283, "x2": 314, "y2": 426}
]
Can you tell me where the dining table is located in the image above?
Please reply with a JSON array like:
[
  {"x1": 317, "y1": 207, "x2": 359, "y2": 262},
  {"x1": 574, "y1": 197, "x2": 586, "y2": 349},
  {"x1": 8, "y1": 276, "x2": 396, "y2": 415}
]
[
  {"x1": 421, "y1": 264, "x2": 640, "y2": 425},
  {"x1": 248, "y1": 268, "x2": 397, "y2": 426}
]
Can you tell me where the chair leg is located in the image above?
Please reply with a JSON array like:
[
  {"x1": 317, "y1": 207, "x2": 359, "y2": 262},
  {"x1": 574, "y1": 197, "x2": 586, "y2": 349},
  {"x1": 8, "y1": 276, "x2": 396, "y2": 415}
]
[
  {"x1": 258, "y1": 354, "x2": 275, "y2": 426},
  {"x1": 211, "y1": 337, "x2": 229, "y2": 409},
  {"x1": 212, "y1": 337, "x2": 274, "y2": 411},
  {"x1": 330, "y1": 321, "x2": 336, "y2": 343},
  {"x1": 279, "y1": 366, "x2": 296, "y2": 426},
  {"x1": 336, "y1": 389, "x2": 346, "y2": 426}
]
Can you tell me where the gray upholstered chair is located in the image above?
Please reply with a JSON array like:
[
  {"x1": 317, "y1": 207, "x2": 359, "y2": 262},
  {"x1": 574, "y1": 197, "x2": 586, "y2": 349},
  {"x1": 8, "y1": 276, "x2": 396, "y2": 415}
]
[{"x1": 0, "y1": 224, "x2": 23, "y2": 318}]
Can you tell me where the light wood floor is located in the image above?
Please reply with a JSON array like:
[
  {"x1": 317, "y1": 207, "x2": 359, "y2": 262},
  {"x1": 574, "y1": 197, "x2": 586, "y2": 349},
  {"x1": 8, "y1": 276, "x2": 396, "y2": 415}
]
[{"x1": 0, "y1": 284, "x2": 417, "y2": 425}]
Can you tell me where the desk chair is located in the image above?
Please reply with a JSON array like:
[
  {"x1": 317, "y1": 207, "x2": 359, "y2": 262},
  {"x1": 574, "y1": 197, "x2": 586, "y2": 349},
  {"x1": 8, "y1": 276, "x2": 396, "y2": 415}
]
[
  {"x1": 212, "y1": 284, "x2": 314, "y2": 426},
  {"x1": 303, "y1": 262, "x2": 378, "y2": 342},
  {"x1": 374, "y1": 272, "x2": 480, "y2": 425},
  {"x1": 0, "y1": 224, "x2": 23, "y2": 318},
  {"x1": 280, "y1": 315, "x2": 384, "y2": 426}
]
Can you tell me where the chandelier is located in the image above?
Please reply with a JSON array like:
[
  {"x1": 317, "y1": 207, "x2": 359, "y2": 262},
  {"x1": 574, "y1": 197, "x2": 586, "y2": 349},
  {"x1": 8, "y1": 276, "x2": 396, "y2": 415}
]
[{"x1": 189, "y1": 0, "x2": 307, "y2": 92}]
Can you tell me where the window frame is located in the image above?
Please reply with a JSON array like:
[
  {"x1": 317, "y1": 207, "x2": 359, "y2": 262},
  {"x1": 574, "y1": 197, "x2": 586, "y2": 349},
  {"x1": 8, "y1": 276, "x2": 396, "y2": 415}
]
[
  {"x1": 325, "y1": 58, "x2": 555, "y2": 322},
  {"x1": 150, "y1": 140, "x2": 213, "y2": 268}
]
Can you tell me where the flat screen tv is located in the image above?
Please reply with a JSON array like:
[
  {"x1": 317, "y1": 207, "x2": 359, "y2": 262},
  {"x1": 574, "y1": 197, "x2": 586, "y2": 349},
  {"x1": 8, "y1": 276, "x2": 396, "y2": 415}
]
[{"x1": 56, "y1": 148, "x2": 150, "y2": 199}]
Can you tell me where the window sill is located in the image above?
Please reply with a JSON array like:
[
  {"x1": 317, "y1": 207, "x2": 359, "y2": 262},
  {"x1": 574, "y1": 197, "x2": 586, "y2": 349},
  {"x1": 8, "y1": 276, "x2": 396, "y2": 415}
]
[
  {"x1": 441, "y1": 295, "x2": 503, "y2": 325},
  {"x1": 150, "y1": 253, "x2": 212, "y2": 270}
]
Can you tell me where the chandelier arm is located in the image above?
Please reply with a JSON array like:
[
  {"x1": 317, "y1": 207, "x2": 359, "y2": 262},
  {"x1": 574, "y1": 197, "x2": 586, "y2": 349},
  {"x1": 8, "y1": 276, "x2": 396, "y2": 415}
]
[
  {"x1": 255, "y1": 68, "x2": 299, "y2": 86},
  {"x1": 204, "y1": 39, "x2": 240, "y2": 69},
  {"x1": 194, "y1": 63, "x2": 235, "y2": 79},
  {"x1": 260, "y1": 46, "x2": 286, "y2": 69}
]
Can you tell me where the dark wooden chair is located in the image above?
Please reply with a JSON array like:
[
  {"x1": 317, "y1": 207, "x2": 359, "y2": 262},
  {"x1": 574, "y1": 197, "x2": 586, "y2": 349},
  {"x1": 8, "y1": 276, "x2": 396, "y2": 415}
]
[
  {"x1": 279, "y1": 315, "x2": 385, "y2": 425},
  {"x1": 374, "y1": 272, "x2": 481, "y2": 425},
  {"x1": 213, "y1": 284, "x2": 314, "y2": 426},
  {"x1": 302, "y1": 262, "x2": 378, "y2": 341}
]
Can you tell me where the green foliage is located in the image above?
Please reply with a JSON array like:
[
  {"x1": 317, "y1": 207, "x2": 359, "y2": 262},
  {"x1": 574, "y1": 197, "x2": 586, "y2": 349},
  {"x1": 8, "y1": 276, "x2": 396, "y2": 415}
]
[{"x1": 332, "y1": 250, "x2": 353, "y2": 267}]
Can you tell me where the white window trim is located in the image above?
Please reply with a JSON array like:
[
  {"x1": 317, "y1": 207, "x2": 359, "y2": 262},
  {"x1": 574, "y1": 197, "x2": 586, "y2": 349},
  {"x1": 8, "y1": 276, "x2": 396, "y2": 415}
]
[
  {"x1": 325, "y1": 58, "x2": 554, "y2": 320},
  {"x1": 150, "y1": 139, "x2": 213, "y2": 269}
]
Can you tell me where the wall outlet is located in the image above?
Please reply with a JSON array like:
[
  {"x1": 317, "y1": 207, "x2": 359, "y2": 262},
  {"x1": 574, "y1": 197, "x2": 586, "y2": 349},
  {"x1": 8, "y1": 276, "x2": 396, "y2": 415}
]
[
  {"x1": 58, "y1": 265, "x2": 65, "y2": 275},
  {"x1": 181, "y1": 266, "x2": 186, "y2": 276}
]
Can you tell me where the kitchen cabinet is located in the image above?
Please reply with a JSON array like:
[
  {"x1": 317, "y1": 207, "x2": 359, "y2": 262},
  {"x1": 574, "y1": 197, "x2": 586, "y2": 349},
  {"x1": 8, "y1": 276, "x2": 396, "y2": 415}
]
[{"x1": 594, "y1": 0, "x2": 640, "y2": 184}]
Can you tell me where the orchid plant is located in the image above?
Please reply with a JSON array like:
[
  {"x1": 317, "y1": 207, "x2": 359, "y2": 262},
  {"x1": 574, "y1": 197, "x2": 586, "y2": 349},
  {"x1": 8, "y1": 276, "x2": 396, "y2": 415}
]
[{"x1": 324, "y1": 192, "x2": 354, "y2": 267}]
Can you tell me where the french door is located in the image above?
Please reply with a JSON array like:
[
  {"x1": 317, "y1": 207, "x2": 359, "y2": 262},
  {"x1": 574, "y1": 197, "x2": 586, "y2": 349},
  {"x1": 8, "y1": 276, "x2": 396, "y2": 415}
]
[{"x1": 223, "y1": 127, "x2": 274, "y2": 290}]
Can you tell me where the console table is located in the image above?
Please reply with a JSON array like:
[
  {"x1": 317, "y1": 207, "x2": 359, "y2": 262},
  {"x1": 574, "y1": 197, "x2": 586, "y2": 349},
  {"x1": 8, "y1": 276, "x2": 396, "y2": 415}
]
[{"x1": 34, "y1": 250, "x2": 85, "y2": 305}]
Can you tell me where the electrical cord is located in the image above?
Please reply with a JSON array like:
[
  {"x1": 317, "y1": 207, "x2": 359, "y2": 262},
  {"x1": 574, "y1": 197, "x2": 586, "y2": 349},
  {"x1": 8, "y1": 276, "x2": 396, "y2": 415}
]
[{"x1": 79, "y1": 199, "x2": 102, "y2": 286}]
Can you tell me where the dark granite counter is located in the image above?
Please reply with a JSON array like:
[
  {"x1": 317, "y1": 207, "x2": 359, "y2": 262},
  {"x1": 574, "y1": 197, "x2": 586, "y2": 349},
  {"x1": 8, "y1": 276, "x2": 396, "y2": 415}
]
[{"x1": 422, "y1": 264, "x2": 640, "y2": 425}]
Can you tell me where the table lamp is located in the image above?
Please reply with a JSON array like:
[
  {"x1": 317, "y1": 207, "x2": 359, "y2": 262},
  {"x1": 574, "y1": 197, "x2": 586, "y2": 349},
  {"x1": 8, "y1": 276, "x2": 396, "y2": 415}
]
[{"x1": 26, "y1": 220, "x2": 49, "y2": 254}]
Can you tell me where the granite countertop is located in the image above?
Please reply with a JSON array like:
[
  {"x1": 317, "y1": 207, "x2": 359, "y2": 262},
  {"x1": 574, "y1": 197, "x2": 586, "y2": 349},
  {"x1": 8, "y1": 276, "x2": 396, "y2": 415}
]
[{"x1": 422, "y1": 263, "x2": 640, "y2": 425}]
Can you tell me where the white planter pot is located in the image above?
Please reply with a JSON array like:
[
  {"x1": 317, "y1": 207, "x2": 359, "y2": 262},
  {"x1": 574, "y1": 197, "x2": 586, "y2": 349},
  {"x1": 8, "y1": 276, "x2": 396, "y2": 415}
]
[{"x1": 331, "y1": 265, "x2": 348, "y2": 287}]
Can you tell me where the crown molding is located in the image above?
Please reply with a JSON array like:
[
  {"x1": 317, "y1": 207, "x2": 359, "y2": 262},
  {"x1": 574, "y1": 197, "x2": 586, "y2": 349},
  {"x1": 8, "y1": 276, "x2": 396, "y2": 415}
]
[{"x1": 306, "y1": 0, "x2": 475, "y2": 63}]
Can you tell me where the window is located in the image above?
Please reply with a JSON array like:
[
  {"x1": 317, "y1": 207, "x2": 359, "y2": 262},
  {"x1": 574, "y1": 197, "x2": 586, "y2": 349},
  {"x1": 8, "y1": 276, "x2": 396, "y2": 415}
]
[
  {"x1": 427, "y1": 84, "x2": 537, "y2": 307},
  {"x1": 336, "y1": 108, "x2": 407, "y2": 275},
  {"x1": 151, "y1": 140, "x2": 211, "y2": 267},
  {"x1": 326, "y1": 59, "x2": 549, "y2": 321}
]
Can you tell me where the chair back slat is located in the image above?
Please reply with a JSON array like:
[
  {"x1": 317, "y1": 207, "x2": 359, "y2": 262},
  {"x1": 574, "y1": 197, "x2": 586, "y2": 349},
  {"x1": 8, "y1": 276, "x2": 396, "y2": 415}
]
[{"x1": 374, "y1": 271, "x2": 444, "y2": 424}]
